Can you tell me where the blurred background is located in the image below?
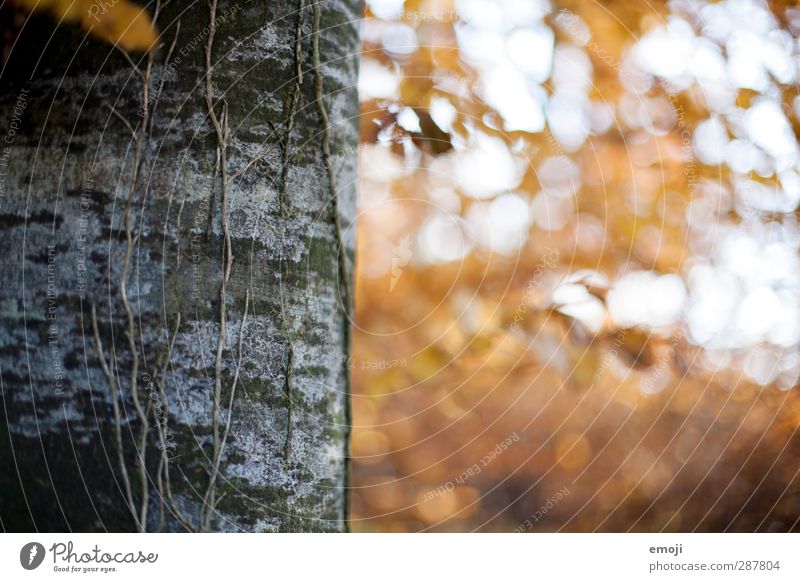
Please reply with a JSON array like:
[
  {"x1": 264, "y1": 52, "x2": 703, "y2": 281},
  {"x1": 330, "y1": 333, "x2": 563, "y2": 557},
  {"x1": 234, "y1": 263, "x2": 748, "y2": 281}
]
[{"x1": 350, "y1": 0, "x2": 800, "y2": 532}]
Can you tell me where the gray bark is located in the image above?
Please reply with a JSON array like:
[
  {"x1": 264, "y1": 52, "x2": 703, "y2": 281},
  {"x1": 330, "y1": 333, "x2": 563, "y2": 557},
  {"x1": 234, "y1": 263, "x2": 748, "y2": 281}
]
[{"x1": 0, "y1": 0, "x2": 360, "y2": 532}]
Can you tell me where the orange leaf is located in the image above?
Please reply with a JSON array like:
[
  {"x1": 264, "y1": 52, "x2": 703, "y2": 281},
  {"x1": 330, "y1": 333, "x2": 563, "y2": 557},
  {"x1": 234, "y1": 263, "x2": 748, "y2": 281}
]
[{"x1": 12, "y1": 0, "x2": 157, "y2": 52}]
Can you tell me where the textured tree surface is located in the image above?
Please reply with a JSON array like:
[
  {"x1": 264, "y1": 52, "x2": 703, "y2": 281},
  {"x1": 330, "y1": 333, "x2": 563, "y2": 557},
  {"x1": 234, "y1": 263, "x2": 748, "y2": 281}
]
[{"x1": 0, "y1": 0, "x2": 360, "y2": 532}]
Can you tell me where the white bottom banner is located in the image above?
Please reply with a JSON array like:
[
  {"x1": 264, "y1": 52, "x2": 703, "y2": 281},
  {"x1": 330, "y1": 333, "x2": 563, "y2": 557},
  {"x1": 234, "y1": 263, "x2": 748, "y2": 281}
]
[{"x1": 0, "y1": 533, "x2": 796, "y2": 581}]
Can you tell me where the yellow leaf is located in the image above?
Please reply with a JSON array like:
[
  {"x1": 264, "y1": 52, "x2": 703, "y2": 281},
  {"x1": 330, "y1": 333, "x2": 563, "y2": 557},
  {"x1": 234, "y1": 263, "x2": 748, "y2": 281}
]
[{"x1": 13, "y1": 0, "x2": 157, "y2": 52}]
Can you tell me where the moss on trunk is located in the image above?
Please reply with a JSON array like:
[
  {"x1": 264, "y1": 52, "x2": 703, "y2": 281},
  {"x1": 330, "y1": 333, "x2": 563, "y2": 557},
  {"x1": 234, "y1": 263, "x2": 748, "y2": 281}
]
[{"x1": 0, "y1": 0, "x2": 361, "y2": 532}]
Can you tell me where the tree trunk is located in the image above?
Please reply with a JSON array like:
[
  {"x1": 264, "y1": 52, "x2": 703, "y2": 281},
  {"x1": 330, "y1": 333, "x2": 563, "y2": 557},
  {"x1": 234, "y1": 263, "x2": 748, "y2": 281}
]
[{"x1": 0, "y1": 0, "x2": 360, "y2": 532}]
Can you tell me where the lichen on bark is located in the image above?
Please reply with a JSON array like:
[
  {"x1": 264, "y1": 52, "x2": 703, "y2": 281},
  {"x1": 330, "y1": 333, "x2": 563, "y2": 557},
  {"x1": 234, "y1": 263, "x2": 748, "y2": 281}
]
[{"x1": 0, "y1": 0, "x2": 361, "y2": 532}]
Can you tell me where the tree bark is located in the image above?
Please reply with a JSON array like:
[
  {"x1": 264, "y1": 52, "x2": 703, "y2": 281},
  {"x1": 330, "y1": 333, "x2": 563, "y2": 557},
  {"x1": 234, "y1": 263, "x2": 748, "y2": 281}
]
[{"x1": 0, "y1": 0, "x2": 360, "y2": 532}]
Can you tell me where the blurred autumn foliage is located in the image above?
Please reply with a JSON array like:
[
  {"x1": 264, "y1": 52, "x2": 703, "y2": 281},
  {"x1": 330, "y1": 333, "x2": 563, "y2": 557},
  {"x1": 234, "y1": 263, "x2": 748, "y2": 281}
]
[
  {"x1": 8, "y1": 0, "x2": 156, "y2": 52},
  {"x1": 351, "y1": 0, "x2": 800, "y2": 531}
]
